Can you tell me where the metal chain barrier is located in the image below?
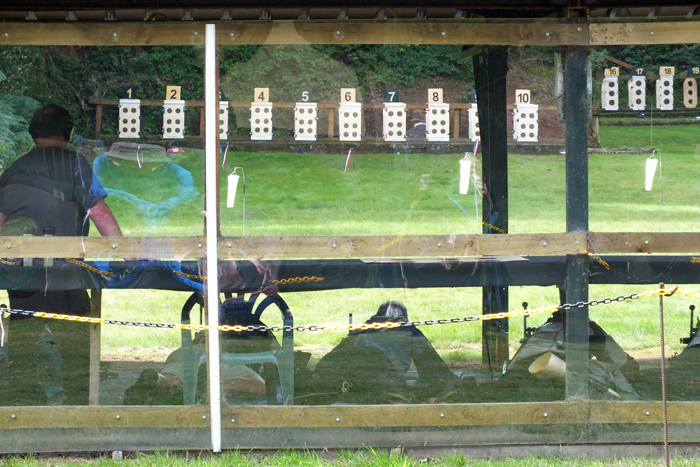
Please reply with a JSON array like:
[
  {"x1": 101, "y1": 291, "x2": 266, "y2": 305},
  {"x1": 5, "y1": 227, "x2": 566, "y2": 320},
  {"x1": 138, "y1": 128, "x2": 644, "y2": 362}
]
[{"x1": 0, "y1": 286, "x2": 688, "y2": 333}]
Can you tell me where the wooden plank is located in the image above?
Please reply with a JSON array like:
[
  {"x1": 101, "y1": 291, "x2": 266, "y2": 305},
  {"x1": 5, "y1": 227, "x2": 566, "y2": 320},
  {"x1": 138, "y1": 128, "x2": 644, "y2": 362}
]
[
  {"x1": 92, "y1": 99, "x2": 204, "y2": 107},
  {"x1": 88, "y1": 289, "x2": 102, "y2": 407},
  {"x1": 95, "y1": 105, "x2": 102, "y2": 139},
  {"x1": 218, "y1": 233, "x2": 585, "y2": 259},
  {"x1": 91, "y1": 99, "x2": 557, "y2": 111},
  {"x1": 0, "y1": 236, "x2": 208, "y2": 259},
  {"x1": 220, "y1": 21, "x2": 588, "y2": 46},
  {"x1": 223, "y1": 402, "x2": 590, "y2": 428},
  {"x1": 3, "y1": 402, "x2": 700, "y2": 430},
  {"x1": 0, "y1": 21, "x2": 588, "y2": 47},
  {"x1": 589, "y1": 401, "x2": 700, "y2": 424},
  {"x1": 7, "y1": 232, "x2": 700, "y2": 259},
  {"x1": 0, "y1": 406, "x2": 209, "y2": 429},
  {"x1": 0, "y1": 23, "x2": 207, "y2": 46},
  {"x1": 453, "y1": 108, "x2": 460, "y2": 139},
  {"x1": 588, "y1": 232, "x2": 700, "y2": 255},
  {"x1": 590, "y1": 22, "x2": 700, "y2": 46},
  {"x1": 328, "y1": 107, "x2": 334, "y2": 138}
]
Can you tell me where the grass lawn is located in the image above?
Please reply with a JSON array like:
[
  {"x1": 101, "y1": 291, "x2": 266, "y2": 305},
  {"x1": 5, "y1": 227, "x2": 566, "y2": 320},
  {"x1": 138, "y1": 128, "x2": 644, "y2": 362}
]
[
  {"x1": 3, "y1": 450, "x2": 700, "y2": 467},
  {"x1": 79, "y1": 124, "x2": 700, "y2": 368}
]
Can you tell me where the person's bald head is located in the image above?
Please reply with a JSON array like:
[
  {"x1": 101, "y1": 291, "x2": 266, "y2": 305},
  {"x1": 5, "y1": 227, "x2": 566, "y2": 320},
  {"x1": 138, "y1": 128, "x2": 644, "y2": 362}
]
[{"x1": 29, "y1": 105, "x2": 74, "y2": 141}]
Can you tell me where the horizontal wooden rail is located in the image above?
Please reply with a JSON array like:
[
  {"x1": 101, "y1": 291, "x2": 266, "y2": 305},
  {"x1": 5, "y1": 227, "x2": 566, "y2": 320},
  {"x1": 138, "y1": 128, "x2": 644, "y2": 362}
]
[
  {"x1": 1, "y1": 20, "x2": 700, "y2": 47},
  {"x1": 92, "y1": 99, "x2": 556, "y2": 111},
  {"x1": 2, "y1": 232, "x2": 700, "y2": 259},
  {"x1": 1, "y1": 401, "x2": 700, "y2": 429},
  {"x1": 91, "y1": 99, "x2": 555, "y2": 138},
  {"x1": 0, "y1": 21, "x2": 588, "y2": 46}
]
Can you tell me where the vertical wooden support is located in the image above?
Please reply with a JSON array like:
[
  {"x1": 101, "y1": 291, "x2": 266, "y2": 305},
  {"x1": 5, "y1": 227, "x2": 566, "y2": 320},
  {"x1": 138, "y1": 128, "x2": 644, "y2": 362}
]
[
  {"x1": 95, "y1": 104, "x2": 102, "y2": 139},
  {"x1": 473, "y1": 46, "x2": 509, "y2": 370},
  {"x1": 564, "y1": 46, "x2": 590, "y2": 400},
  {"x1": 453, "y1": 108, "x2": 460, "y2": 139},
  {"x1": 200, "y1": 107, "x2": 206, "y2": 137},
  {"x1": 328, "y1": 108, "x2": 335, "y2": 138},
  {"x1": 88, "y1": 289, "x2": 102, "y2": 406}
]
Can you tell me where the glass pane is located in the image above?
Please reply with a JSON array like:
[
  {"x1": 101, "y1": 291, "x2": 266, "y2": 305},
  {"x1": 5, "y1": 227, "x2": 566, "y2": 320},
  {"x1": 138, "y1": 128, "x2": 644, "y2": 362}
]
[{"x1": 0, "y1": 44, "x2": 208, "y2": 450}]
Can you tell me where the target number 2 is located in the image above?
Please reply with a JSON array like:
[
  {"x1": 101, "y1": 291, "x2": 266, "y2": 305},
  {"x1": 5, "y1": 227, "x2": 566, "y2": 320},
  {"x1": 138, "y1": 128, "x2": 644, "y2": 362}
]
[{"x1": 166, "y1": 85, "x2": 181, "y2": 101}]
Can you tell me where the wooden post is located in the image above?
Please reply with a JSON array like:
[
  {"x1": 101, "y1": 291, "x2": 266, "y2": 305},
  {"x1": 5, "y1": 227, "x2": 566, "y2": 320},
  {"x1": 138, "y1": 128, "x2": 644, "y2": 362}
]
[
  {"x1": 200, "y1": 107, "x2": 206, "y2": 137},
  {"x1": 473, "y1": 46, "x2": 509, "y2": 370},
  {"x1": 89, "y1": 289, "x2": 102, "y2": 406},
  {"x1": 453, "y1": 108, "x2": 460, "y2": 139},
  {"x1": 95, "y1": 104, "x2": 102, "y2": 139},
  {"x1": 328, "y1": 107, "x2": 335, "y2": 138},
  {"x1": 564, "y1": 46, "x2": 590, "y2": 400}
]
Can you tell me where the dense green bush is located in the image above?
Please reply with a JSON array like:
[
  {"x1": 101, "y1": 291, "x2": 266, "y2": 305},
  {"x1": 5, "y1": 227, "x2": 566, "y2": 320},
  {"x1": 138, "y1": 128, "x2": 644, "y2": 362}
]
[{"x1": 0, "y1": 94, "x2": 40, "y2": 169}]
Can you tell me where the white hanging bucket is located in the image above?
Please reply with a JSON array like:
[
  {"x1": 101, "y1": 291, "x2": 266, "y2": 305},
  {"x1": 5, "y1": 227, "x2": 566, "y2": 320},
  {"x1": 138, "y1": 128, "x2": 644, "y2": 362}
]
[{"x1": 529, "y1": 352, "x2": 566, "y2": 377}]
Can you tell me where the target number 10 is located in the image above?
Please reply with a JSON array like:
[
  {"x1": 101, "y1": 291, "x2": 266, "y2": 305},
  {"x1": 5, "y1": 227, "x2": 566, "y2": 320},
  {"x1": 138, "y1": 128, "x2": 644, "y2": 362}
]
[{"x1": 516, "y1": 89, "x2": 531, "y2": 104}]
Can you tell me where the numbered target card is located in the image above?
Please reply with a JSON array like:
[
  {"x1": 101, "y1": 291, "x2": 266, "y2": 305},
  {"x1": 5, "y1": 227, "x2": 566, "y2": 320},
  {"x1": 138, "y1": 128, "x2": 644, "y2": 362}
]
[
  {"x1": 295, "y1": 87, "x2": 317, "y2": 141},
  {"x1": 685, "y1": 66, "x2": 699, "y2": 109},
  {"x1": 426, "y1": 88, "x2": 449, "y2": 142},
  {"x1": 219, "y1": 87, "x2": 229, "y2": 140},
  {"x1": 383, "y1": 88, "x2": 406, "y2": 142},
  {"x1": 250, "y1": 87, "x2": 273, "y2": 141},
  {"x1": 512, "y1": 89, "x2": 538, "y2": 142},
  {"x1": 602, "y1": 67, "x2": 619, "y2": 111},
  {"x1": 163, "y1": 85, "x2": 185, "y2": 139},
  {"x1": 656, "y1": 66, "x2": 674, "y2": 110},
  {"x1": 119, "y1": 84, "x2": 141, "y2": 139},
  {"x1": 339, "y1": 88, "x2": 362, "y2": 141},
  {"x1": 628, "y1": 67, "x2": 646, "y2": 111}
]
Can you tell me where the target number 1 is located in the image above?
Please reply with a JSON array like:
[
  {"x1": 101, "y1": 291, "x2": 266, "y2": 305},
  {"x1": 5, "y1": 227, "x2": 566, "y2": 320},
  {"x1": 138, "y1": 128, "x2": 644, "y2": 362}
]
[{"x1": 516, "y1": 89, "x2": 531, "y2": 104}]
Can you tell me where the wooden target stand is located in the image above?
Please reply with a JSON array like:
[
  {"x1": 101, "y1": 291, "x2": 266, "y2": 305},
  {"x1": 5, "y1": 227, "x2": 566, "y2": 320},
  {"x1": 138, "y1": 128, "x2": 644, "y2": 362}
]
[{"x1": 3, "y1": 14, "x2": 700, "y2": 451}]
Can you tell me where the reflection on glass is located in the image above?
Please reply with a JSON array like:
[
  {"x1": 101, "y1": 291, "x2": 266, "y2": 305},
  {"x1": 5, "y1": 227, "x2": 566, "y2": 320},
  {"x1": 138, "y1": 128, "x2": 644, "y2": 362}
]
[
  {"x1": 0, "y1": 104, "x2": 123, "y2": 406},
  {"x1": 93, "y1": 143, "x2": 200, "y2": 236}
]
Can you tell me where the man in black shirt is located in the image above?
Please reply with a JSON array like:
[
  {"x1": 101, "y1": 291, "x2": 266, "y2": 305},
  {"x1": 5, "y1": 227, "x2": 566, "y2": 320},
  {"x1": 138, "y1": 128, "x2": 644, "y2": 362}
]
[{"x1": 0, "y1": 104, "x2": 122, "y2": 405}]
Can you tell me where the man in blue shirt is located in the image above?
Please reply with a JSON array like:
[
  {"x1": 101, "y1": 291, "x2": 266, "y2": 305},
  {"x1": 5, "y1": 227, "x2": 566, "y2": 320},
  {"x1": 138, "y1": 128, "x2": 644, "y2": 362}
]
[{"x1": 0, "y1": 104, "x2": 122, "y2": 405}]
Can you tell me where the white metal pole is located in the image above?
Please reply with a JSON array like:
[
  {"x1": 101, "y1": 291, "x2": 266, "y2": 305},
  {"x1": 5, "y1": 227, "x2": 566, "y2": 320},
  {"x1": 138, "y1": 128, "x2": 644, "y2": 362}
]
[{"x1": 204, "y1": 23, "x2": 222, "y2": 453}]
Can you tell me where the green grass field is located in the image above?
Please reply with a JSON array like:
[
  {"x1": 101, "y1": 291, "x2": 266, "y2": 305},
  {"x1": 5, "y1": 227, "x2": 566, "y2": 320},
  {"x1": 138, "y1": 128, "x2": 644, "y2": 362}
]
[
  {"x1": 4, "y1": 449, "x2": 700, "y2": 467},
  {"x1": 81, "y1": 124, "x2": 700, "y2": 367}
]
